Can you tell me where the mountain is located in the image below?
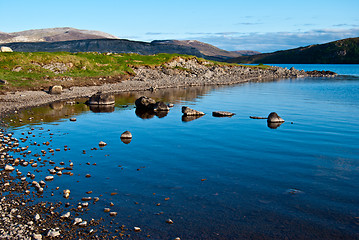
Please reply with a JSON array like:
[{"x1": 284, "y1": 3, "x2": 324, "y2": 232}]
[
  {"x1": 0, "y1": 28, "x2": 259, "y2": 61},
  {"x1": 151, "y1": 40, "x2": 259, "y2": 61},
  {"x1": 0, "y1": 27, "x2": 119, "y2": 43},
  {"x1": 2, "y1": 39, "x2": 205, "y2": 58},
  {"x1": 228, "y1": 37, "x2": 359, "y2": 64}
]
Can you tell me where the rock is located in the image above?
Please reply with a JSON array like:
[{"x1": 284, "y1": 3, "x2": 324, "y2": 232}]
[
  {"x1": 47, "y1": 229, "x2": 60, "y2": 238},
  {"x1": 134, "y1": 227, "x2": 141, "y2": 232},
  {"x1": 49, "y1": 85, "x2": 63, "y2": 95},
  {"x1": 4, "y1": 165, "x2": 15, "y2": 171},
  {"x1": 34, "y1": 213, "x2": 40, "y2": 221},
  {"x1": 212, "y1": 111, "x2": 235, "y2": 117},
  {"x1": 267, "y1": 112, "x2": 285, "y2": 123},
  {"x1": 78, "y1": 221, "x2": 87, "y2": 227},
  {"x1": 120, "y1": 131, "x2": 132, "y2": 139},
  {"x1": 99, "y1": 141, "x2": 107, "y2": 147},
  {"x1": 153, "y1": 101, "x2": 170, "y2": 111},
  {"x1": 69, "y1": 118, "x2": 77, "y2": 122},
  {"x1": 60, "y1": 212, "x2": 70, "y2": 219},
  {"x1": 104, "y1": 208, "x2": 111, "y2": 212},
  {"x1": 0, "y1": 46, "x2": 13, "y2": 52},
  {"x1": 88, "y1": 92, "x2": 115, "y2": 105},
  {"x1": 135, "y1": 96, "x2": 156, "y2": 110},
  {"x1": 33, "y1": 233, "x2": 42, "y2": 240},
  {"x1": 0, "y1": 79, "x2": 8, "y2": 85},
  {"x1": 182, "y1": 106, "x2": 205, "y2": 116},
  {"x1": 82, "y1": 197, "x2": 92, "y2": 201},
  {"x1": 166, "y1": 219, "x2": 174, "y2": 224},
  {"x1": 73, "y1": 218, "x2": 82, "y2": 225},
  {"x1": 63, "y1": 189, "x2": 70, "y2": 198},
  {"x1": 45, "y1": 176, "x2": 54, "y2": 181},
  {"x1": 109, "y1": 212, "x2": 118, "y2": 216}
]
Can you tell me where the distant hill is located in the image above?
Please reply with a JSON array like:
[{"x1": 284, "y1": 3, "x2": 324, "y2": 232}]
[
  {"x1": 0, "y1": 28, "x2": 259, "y2": 61},
  {"x1": 0, "y1": 27, "x2": 119, "y2": 43},
  {"x1": 228, "y1": 37, "x2": 359, "y2": 64},
  {"x1": 2, "y1": 39, "x2": 205, "y2": 58},
  {"x1": 152, "y1": 40, "x2": 259, "y2": 61}
]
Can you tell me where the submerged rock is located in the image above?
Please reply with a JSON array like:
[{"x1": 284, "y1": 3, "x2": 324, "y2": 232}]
[{"x1": 267, "y1": 112, "x2": 285, "y2": 123}]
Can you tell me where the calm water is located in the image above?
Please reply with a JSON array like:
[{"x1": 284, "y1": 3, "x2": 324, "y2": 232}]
[{"x1": 4, "y1": 65, "x2": 359, "y2": 239}]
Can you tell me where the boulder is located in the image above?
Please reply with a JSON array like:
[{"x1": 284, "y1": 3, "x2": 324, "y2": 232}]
[
  {"x1": 135, "y1": 96, "x2": 169, "y2": 112},
  {"x1": 88, "y1": 92, "x2": 115, "y2": 105},
  {"x1": 135, "y1": 96, "x2": 156, "y2": 110},
  {"x1": 0, "y1": 46, "x2": 13, "y2": 52},
  {"x1": 49, "y1": 85, "x2": 62, "y2": 95},
  {"x1": 120, "y1": 131, "x2": 132, "y2": 139},
  {"x1": 212, "y1": 111, "x2": 235, "y2": 117},
  {"x1": 182, "y1": 106, "x2": 205, "y2": 116},
  {"x1": 153, "y1": 101, "x2": 170, "y2": 112},
  {"x1": 267, "y1": 112, "x2": 285, "y2": 123}
]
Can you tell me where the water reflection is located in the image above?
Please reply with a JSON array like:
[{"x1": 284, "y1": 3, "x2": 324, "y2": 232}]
[
  {"x1": 182, "y1": 115, "x2": 204, "y2": 122},
  {"x1": 135, "y1": 109, "x2": 168, "y2": 119},
  {"x1": 89, "y1": 105, "x2": 115, "y2": 113},
  {"x1": 267, "y1": 122, "x2": 283, "y2": 129}
]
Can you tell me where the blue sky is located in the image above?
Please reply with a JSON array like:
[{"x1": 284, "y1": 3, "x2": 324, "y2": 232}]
[{"x1": 1, "y1": 0, "x2": 358, "y2": 52}]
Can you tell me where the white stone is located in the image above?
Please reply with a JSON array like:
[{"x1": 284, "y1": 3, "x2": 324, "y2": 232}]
[
  {"x1": 47, "y1": 229, "x2": 60, "y2": 238},
  {"x1": 73, "y1": 217, "x2": 82, "y2": 225},
  {"x1": 60, "y1": 212, "x2": 70, "y2": 219},
  {"x1": 4, "y1": 165, "x2": 14, "y2": 171},
  {"x1": 0, "y1": 46, "x2": 13, "y2": 52},
  {"x1": 33, "y1": 233, "x2": 42, "y2": 240}
]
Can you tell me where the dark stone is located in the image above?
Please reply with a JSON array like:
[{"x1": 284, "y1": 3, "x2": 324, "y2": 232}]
[
  {"x1": 267, "y1": 122, "x2": 283, "y2": 129},
  {"x1": 267, "y1": 112, "x2": 285, "y2": 123},
  {"x1": 88, "y1": 92, "x2": 115, "y2": 105},
  {"x1": 182, "y1": 106, "x2": 205, "y2": 116},
  {"x1": 153, "y1": 101, "x2": 170, "y2": 112},
  {"x1": 212, "y1": 111, "x2": 235, "y2": 117},
  {"x1": 135, "y1": 96, "x2": 156, "y2": 110},
  {"x1": 89, "y1": 105, "x2": 115, "y2": 113}
]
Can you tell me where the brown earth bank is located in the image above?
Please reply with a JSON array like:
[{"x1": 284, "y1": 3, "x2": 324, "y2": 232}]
[{"x1": 0, "y1": 57, "x2": 336, "y2": 116}]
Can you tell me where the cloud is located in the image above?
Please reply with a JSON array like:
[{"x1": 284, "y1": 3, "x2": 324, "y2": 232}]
[
  {"x1": 184, "y1": 28, "x2": 359, "y2": 52},
  {"x1": 145, "y1": 32, "x2": 175, "y2": 35},
  {"x1": 235, "y1": 22, "x2": 262, "y2": 26}
]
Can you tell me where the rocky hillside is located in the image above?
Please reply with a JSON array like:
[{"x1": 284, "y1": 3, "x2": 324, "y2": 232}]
[
  {"x1": 228, "y1": 37, "x2": 359, "y2": 64},
  {"x1": 0, "y1": 28, "x2": 259, "y2": 61},
  {"x1": 152, "y1": 40, "x2": 259, "y2": 61},
  {"x1": 0, "y1": 27, "x2": 118, "y2": 43}
]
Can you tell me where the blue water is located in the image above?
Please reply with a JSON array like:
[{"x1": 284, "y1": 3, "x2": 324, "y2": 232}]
[{"x1": 5, "y1": 65, "x2": 359, "y2": 239}]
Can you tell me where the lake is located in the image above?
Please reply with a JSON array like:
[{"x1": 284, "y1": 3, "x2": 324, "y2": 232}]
[{"x1": 4, "y1": 64, "x2": 359, "y2": 239}]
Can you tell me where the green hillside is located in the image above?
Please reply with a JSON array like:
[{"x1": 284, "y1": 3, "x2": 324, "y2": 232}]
[{"x1": 228, "y1": 37, "x2": 359, "y2": 64}]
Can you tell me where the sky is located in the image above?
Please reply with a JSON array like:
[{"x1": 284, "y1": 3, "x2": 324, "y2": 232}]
[{"x1": 1, "y1": 0, "x2": 358, "y2": 52}]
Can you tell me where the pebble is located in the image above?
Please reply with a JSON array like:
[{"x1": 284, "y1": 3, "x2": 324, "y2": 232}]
[
  {"x1": 45, "y1": 176, "x2": 54, "y2": 181},
  {"x1": 63, "y1": 189, "x2": 70, "y2": 198},
  {"x1": 99, "y1": 141, "x2": 107, "y2": 147},
  {"x1": 134, "y1": 227, "x2": 141, "y2": 232},
  {"x1": 60, "y1": 212, "x2": 71, "y2": 219},
  {"x1": 109, "y1": 212, "x2": 117, "y2": 216},
  {"x1": 47, "y1": 229, "x2": 60, "y2": 238},
  {"x1": 166, "y1": 219, "x2": 174, "y2": 224},
  {"x1": 4, "y1": 165, "x2": 15, "y2": 171},
  {"x1": 70, "y1": 118, "x2": 77, "y2": 122},
  {"x1": 33, "y1": 233, "x2": 43, "y2": 240},
  {"x1": 73, "y1": 218, "x2": 82, "y2": 225}
]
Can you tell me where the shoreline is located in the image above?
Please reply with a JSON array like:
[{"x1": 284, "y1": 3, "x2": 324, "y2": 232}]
[
  {"x1": 0, "y1": 57, "x2": 337, "y2": 116},
  {"x1": 0, "y1": 58, "x2": 339, "y2": 239}
]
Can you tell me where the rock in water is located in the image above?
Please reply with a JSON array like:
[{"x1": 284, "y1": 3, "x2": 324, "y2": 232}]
[
  {"x1": 153, "y1": 101, "x2": 170, "y2": 112},
  {"x1": 120, "y1": 131, "x2": 132, "y2": 139},
  {"x1": 182, "y1": 106, "x2": 205, "y2": 116},
  {"x1": 49, "y1": 85, "x2": 63, "y2": 95},
  {"x1": 267, "y1": 112, "x2": 285, "y2": 123},
  {"x1": 135, "y1": 96, "x2": 156, "y2": 110},
  {"x1": 88, "y1": 92, "x2": 115, "y2": 105},
  {"x1": 212, "y1": 111, "x2": 235, "y2": 117},
  {"x1": 4, "y1": 165, "x2": 15, "y2": 171}
]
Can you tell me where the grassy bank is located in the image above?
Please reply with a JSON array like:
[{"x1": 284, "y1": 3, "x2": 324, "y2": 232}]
[{"x1": 0, "y1": 52, "x2": 267, "y2": 93}]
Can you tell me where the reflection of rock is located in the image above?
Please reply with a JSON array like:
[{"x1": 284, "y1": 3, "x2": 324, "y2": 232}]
[
  {"x1": 135, "y1": 108, "x2": 168, "y2": 119},
  {"x1": 89, "y1": 105, "x2": 115, "y2": 113},
  {"x1": 182, "y1": 106, "x2": 205, "y2": 116},
  {"x1": 49, "y1": 101, "x2": 64, "y2": 110},
  {"x1": 88, "y1": 92, "x2": 115, "y2": 105},
  {"x1": 135, "y1": 109, "x2": 155, "y2": 119},
  {"x1": 267, "y1": 112, "x2": 285, "y2": 123},
  {"x1": 267, "y1": 122, "x2": 283, "y2": 129},
  {"x1": 212, "y1": 111, "x2": 235, "y2": 117},
  {"x1": 182, "y1": 115, "x2": 204, "y2": 122}
]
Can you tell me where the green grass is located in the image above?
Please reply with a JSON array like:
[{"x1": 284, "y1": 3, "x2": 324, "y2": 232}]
[{"x1": 0, "y1": 52, "x2": 268, "y2": 92}]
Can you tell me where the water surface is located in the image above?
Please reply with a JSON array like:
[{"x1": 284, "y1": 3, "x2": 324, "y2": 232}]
[{"x1": 5, "y1": 65, "x2": 359, "y2": 239}]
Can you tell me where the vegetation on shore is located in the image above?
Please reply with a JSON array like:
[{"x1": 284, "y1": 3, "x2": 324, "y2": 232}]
[
  {"x1": 0, "y1": 52, "x2": 268, "y2": 93},
  {"x1": 228, "y1": 37, "x2": 359, "y2": 64}
]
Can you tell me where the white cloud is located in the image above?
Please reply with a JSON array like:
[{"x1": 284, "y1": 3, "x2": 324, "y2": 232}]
[{"x1": 185, "y1": 28, "x2": 359, "y2": 52}]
